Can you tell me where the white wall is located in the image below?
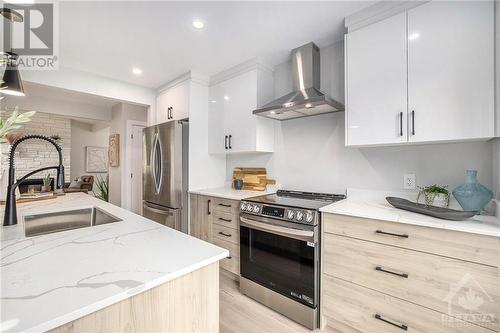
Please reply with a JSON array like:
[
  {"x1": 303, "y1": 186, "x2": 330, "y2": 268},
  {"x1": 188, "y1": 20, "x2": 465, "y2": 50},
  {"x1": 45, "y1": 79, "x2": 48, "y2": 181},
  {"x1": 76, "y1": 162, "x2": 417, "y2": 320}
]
[
  {"x1": 70, "y1": 120, "x2": 110, "y2": 189},
  {"x1": 227, "y1": 41, "x2": 494, "y2": 194},
  {"x1": 108, "y1": 103, "x2": 148, "y2": 206}
]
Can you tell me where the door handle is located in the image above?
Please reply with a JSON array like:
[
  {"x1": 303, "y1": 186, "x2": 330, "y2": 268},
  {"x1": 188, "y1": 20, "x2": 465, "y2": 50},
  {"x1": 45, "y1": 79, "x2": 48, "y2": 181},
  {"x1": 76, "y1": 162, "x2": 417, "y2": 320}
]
[
  {"x1": 207, "y1": 199, "x2": 211, "y2": 215},
  {"x1": 224, "y1": 135, "x2": 228, "y2": 149},
  {"x1": 411, "y1": 110, "x2": 415, "y2": 135},
  {"x1": 228, "y1": 135, "x2": 232, "y2": 149},
  {"x1": 375, "y1": 230, "x2": 409, "y2": 238},
  {"x1": 374, "y1": 314, "x2": 408, "y2": 331},
  {"x1": 375, "y1": 266, "x2": 408, "y2": 278},
  {"x1": 144, "y1": 202, "x2": 170, "y2": 215},
  {"x1": 170, "y1": 106, "x2": 173, "y2": 120},
  {"x1": 167, "y1": 107, "x2": 170, "y2": 120},
  {"x1": 218, "y1": 217, "x2": 232, "y2": 222},
  {"x1": 399, "y1": 112, "x2": 403, "y2": 137},
  {"x1": 218, "y1": 231, "x2": 232, "y2": 237},
  {"x1": 240, "y1": 216, "x2": 315, "y2": 242},
  {"x1": 218, "y1": 203, "x2": 231, "y2": 208}
]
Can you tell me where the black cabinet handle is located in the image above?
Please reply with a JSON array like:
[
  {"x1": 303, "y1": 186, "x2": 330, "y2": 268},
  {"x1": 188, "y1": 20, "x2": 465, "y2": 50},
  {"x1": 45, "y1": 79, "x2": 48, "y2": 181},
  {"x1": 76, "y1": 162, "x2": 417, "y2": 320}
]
[
  {"x1": 224, "y1": 135, "x2": 228, "y2": 149},
  {"x1": 375, "y1": 266, "x2": 408, "y2": 278},
  {"x1": 411, "y1": 110, "x2": 415, "y2": 135},
  {"x1": 207, "y1": 199, "x2": 211, "y2": 215},
  {"x1": 218, "y1": 217, "x2": 232, "y2": 222},
  {"x1": 170, "y1": 106, "x2": 173, "y2": 119},
  {"x1": 375, "y1": 230, "x2": 409, "y2": 238},
  {"x1": 399, "y1": 112, "x2": 403, "y2": 137},
  {"x1": 218, "y1": 203, "x2": 231, "y2": 208},
  {"x1": 227, "y1": 256, "x2": 232, "y2": 259},
  {"x1": 228, "y1": 135, "x2": 232, "y2": 149},
  {"x1": 374, "y1": 314, "x2": 408, "y2": 331},
  {"x1": 218, "y1": 231, "x2": 232, "y2": 237}
]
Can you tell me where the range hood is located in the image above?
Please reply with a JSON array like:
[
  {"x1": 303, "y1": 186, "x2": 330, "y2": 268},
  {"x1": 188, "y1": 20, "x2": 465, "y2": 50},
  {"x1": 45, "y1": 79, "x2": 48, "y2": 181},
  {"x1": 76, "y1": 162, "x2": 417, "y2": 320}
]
[{"x1": 253, "y1": 42, "x2": 344, "y2": 121}]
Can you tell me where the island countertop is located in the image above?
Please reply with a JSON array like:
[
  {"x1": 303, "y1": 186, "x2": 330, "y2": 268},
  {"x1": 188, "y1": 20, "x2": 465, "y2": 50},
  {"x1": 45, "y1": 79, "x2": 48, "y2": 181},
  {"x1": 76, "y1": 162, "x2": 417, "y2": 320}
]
[{"x1": 0, "y1": 193, "x2": 229, "y2": 333}]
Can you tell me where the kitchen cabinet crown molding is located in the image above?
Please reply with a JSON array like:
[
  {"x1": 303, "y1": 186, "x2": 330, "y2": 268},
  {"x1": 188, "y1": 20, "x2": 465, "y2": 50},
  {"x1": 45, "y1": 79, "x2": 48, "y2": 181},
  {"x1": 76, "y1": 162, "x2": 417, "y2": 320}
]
[
  {"x1": 209, "y1": 57, "x2": 274, "y2": 86},
  {"x1": 345, "y1": 0, "x2": 429, "y2": 32},
  {"x1": 157, "y1": 70, "x2": 209, "y2": 94}
]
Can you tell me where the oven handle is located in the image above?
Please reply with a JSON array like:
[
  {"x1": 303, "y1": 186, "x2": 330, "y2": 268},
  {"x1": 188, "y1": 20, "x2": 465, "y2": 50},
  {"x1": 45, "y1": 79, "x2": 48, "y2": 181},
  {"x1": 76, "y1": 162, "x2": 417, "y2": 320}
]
[{"x1": 240, "y1": 216, "x2": 315, "y2": 243}]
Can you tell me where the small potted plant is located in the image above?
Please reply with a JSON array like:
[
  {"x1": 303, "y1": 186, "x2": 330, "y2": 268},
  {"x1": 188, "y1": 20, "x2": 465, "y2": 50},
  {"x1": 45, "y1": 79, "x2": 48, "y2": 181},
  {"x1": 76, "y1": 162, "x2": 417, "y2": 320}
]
[
  {"x1": 417, "y1": 184, "x2": 450, "y2": 208},
  {"x1": 42, "y1": 174, "x2": 52, "y2": 192}
]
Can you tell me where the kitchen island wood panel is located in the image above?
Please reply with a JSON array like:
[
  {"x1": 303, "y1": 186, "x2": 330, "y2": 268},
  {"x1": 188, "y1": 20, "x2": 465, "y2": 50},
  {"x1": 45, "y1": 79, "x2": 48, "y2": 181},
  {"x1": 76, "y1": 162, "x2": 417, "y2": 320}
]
[{"x1": 49, "y1": 262, "x2": 219, "y2": 333}]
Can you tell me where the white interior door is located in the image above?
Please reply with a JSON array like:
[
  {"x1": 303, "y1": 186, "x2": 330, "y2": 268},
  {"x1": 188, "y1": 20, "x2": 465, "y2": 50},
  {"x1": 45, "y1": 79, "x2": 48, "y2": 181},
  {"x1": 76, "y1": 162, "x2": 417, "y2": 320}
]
[
  {"x1": 131, "y1": 124, "x2": 145, "y2": 214},
  {"x1": 407, "y1": 1, "x2": 494, "y2": 143},
  {"x1": 345, "y1": 12, "x2": 408, "y2": 146}
]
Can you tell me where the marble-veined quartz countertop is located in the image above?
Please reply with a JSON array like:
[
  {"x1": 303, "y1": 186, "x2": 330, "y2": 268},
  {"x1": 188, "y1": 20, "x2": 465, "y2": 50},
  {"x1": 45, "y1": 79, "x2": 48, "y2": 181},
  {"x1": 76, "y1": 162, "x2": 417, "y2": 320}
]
[
  {"x1": 0, "y1": 193, "x2": 229, "y2": 333},
  {"x1": 320, "y1": 189, "x2": 500, "y2": 237},
  {"x1": 189, "y1": 185, "x2": 277, "y2": 201}
]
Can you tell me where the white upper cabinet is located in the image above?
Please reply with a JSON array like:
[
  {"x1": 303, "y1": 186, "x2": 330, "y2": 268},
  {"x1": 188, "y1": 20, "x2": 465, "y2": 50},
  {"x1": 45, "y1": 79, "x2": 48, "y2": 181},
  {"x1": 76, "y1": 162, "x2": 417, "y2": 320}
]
[
  {"x1": 407, "y1": 1, "x2": 494, "y2": 143},
  {"x1": 346, "y1": 13, "x2": 408, "y2": 146},
  {"x1": 208, "y1": 63, "x2": 275, "y2": 154},
  {"x1": 345, "y1": 0, "x2": 494, "y2": 147},
  {"x1": 156, "y1": 78, "x2": 191, "y2": 124}
]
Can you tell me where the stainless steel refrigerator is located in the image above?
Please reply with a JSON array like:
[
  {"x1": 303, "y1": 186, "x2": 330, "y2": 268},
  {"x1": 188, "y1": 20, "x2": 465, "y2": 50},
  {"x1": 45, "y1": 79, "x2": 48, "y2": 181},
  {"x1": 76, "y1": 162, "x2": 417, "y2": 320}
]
[{"x1": 143, "y1": 120, "x2": 188, "y2": 232}]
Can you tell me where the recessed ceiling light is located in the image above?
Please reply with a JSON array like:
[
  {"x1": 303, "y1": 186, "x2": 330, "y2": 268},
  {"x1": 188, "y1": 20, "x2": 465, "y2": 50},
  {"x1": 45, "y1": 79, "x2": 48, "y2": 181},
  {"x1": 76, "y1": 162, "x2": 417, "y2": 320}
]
[
  {"x1": 192, "y1": 20, "x2": 204, "y2": 29},
  {"x1": 408, "y1": 33, "x2": 420, "y2": 40},
  {"x1": 132, "y1": 67, "x2": 143, "y2": 75},
  {"x1": 224, "y1": 95, "x2": 229, "y2": 101},
  {"x1": 210, "y1": 100, "x2": 217, "y2": 103}
]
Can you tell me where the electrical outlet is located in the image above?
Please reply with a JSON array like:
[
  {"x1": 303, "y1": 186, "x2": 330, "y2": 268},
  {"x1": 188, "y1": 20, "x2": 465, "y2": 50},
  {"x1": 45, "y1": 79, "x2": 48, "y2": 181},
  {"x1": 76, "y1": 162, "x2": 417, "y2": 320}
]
[{"x1": 404, "y1": 174, "x2": 416, "y2": 190}]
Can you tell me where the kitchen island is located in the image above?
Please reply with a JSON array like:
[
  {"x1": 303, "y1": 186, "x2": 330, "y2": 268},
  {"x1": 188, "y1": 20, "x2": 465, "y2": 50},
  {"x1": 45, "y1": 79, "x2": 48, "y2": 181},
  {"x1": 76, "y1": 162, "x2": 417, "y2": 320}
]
[{"x1": 0, "y1": 193, "x2": 228, "y2": 333}]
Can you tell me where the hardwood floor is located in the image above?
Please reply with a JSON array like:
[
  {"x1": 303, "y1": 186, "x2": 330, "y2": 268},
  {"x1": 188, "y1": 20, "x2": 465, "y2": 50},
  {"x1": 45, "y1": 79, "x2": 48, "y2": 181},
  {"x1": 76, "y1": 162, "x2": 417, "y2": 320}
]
[{"x1": 220, "y1": 271, "x2": 338, "y2": 333}]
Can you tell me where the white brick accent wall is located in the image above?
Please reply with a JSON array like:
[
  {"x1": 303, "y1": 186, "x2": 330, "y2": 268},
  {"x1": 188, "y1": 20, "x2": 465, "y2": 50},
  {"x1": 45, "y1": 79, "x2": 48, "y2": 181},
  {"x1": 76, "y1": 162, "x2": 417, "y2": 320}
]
[{"x1": 1, "y1": 112, "x2": 71, "y2": 182}]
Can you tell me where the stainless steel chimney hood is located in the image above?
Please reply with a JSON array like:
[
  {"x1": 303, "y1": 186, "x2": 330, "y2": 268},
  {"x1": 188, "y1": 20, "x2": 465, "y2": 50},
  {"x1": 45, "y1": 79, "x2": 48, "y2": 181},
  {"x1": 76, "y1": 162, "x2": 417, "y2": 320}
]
[{"x1": 253, "y1": 42, "x2": 344, "y2": 121}]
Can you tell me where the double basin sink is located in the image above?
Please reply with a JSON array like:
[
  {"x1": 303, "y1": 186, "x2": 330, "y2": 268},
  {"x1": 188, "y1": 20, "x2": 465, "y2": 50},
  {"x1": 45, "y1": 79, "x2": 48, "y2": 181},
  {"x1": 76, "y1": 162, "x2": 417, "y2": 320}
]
[{"x1": 24, "y1": 207, "x2": 122, "y2": 237}]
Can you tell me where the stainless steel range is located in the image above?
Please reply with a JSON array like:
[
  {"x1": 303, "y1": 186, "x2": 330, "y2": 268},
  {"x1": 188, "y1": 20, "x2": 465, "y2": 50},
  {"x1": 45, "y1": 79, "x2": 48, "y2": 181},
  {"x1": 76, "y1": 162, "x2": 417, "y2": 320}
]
[{"x1": 239, "y1": 190, "x2": 345, "y2": 329}]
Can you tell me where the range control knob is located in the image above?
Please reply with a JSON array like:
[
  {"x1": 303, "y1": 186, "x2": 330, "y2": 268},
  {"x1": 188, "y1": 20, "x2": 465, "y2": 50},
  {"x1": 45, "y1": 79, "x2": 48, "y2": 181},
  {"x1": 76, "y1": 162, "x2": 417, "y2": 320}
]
[
  {"x1": 305, "y1": 212, "x2": 314, "y2": 223},
  {"x1": 253, "y1": 205, "x2": 260, "y2": 213},
  {"x1": 240, "y1": 202, "x2": 247, "y2": 211},
  {"x1": 287, "y1": 210, "x2": 295, "y2": 220},
  {"x1": 296, "y1": 211, "x2": 304, "y2": 221}
]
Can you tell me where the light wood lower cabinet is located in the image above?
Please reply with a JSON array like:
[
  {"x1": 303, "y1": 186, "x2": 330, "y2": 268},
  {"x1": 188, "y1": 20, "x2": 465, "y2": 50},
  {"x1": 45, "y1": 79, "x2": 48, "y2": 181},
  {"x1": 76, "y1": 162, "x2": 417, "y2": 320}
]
[
  {"x1": 50, "y1": 262, "x2": 219, "y2": 333},
  {"x1": 323, "y1": 274, "x2": 492, "y2": 333},
  {"x1": 321, "y1": 213, "x2": 500, "y2": 333},
  {"x1": 190, "y1": 194, "x2": 240, "y2": 276}
]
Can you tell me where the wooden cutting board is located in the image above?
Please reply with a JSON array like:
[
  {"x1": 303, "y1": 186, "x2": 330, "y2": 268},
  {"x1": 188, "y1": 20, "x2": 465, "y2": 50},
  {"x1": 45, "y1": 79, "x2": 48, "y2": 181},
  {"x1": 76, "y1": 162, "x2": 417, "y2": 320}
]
[{"x1": 232, "y1": 168, "x2": 276, "y2": 191}]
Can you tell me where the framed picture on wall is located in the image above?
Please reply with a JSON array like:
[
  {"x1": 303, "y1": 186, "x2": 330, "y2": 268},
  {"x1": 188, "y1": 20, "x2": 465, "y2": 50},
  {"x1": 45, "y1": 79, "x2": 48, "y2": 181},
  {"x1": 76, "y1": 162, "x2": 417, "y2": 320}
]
[
  {"x1": 86, "y1": 146, "x2": 108, "y2": 172},
  {"x1": 109, "y1": 134, "x2": 120, "y2": 167}
]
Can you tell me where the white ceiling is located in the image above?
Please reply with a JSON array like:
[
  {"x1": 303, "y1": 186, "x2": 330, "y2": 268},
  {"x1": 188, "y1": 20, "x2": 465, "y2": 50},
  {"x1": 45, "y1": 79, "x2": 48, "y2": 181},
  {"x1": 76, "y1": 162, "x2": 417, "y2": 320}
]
[{"x1": 59, "y1": 1, "x2": 374, "y2": 89}]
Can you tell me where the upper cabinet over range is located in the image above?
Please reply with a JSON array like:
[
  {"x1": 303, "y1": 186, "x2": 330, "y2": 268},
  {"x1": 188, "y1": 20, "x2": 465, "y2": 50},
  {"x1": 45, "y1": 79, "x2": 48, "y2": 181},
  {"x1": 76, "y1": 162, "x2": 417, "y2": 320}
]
[
  {"x1": 208, "y1": 60, "x2": 275, "y2": 154},
  {"x1": 345, "y1": 1, "x2": 494, "y2": 147}
]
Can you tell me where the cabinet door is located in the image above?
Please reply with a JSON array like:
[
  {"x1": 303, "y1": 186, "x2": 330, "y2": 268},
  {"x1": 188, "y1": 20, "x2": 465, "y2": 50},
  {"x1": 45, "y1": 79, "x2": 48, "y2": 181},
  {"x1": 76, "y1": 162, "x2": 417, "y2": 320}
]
[
  {"x1": 189, "y1": 194, "x2": 212, "y2": 242},
  {"x1": 346, "y1": 13, "x2": 408, "y2": 146},
  {"x1": 169, "y1": 81, "x2": 190, "y2": 121},
  {"x1": 221, "y1": 70, "x2": 258, "y2": 152},
  {"x1": 407, "y1": 1, "x2": 494, "y2": 143},
  {"x1": 156, "y1": 92, "x2": 170, "y2": 124},
  {"x1": 208, "y1": 83, "x2": 226, "y2": 154}
]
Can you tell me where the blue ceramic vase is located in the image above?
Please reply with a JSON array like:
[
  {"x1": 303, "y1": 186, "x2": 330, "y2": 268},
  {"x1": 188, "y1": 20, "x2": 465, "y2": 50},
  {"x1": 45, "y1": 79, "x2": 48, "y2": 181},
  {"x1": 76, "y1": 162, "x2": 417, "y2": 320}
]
[{"x1": 452, "y1": 170, "x2": 493, "y2": 212}]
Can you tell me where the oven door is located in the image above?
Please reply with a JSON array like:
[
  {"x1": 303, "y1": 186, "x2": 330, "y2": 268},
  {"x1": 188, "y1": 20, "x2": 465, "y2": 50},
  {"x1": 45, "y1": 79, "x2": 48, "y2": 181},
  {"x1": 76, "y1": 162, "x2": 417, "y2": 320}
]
[{"x1": 240, "y1": 214, "x2": 318, "y2": 308}]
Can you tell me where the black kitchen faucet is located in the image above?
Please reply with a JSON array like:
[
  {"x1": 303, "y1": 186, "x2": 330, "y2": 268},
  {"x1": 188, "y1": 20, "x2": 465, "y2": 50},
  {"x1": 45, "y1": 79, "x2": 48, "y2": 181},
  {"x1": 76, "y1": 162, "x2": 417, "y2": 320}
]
[{"x1": 3, "y1": 135, "x2": 65, "y2": 226}]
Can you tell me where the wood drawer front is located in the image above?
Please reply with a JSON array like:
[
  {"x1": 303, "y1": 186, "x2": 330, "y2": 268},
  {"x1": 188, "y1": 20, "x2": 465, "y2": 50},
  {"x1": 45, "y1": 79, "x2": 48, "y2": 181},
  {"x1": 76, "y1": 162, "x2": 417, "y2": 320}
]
[
  {"x1": 323, "y1": 234, "x2": 499, "y2": 331},
  {"x1": 323, "y1": 213, "x2": 499, "y2": 267},
  {"x1": 212, "y1": 197, "x2": 239, "y2": 215},
  {"x1": 213, "y1": 223, "x2": 239, "y2": 245},
  {"x1": 323, "y1": 275, "x2": 492, "y2": 333},
  {"x1": 213, "y1": 237, "x2": 240, "y2": 259},
  {"x1": 220, "y1": 255, "x2": 240, "y2": 275},
  {"x1": 213, "y1": 210, "x2": 239, "y2": 229}
]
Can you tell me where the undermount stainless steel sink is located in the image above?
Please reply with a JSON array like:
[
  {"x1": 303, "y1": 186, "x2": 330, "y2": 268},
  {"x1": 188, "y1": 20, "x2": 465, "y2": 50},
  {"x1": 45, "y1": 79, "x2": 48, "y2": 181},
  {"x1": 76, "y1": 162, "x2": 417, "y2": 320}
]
[{"x1": 24, "y1": 207, "x2": 122, "y2": 237}]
